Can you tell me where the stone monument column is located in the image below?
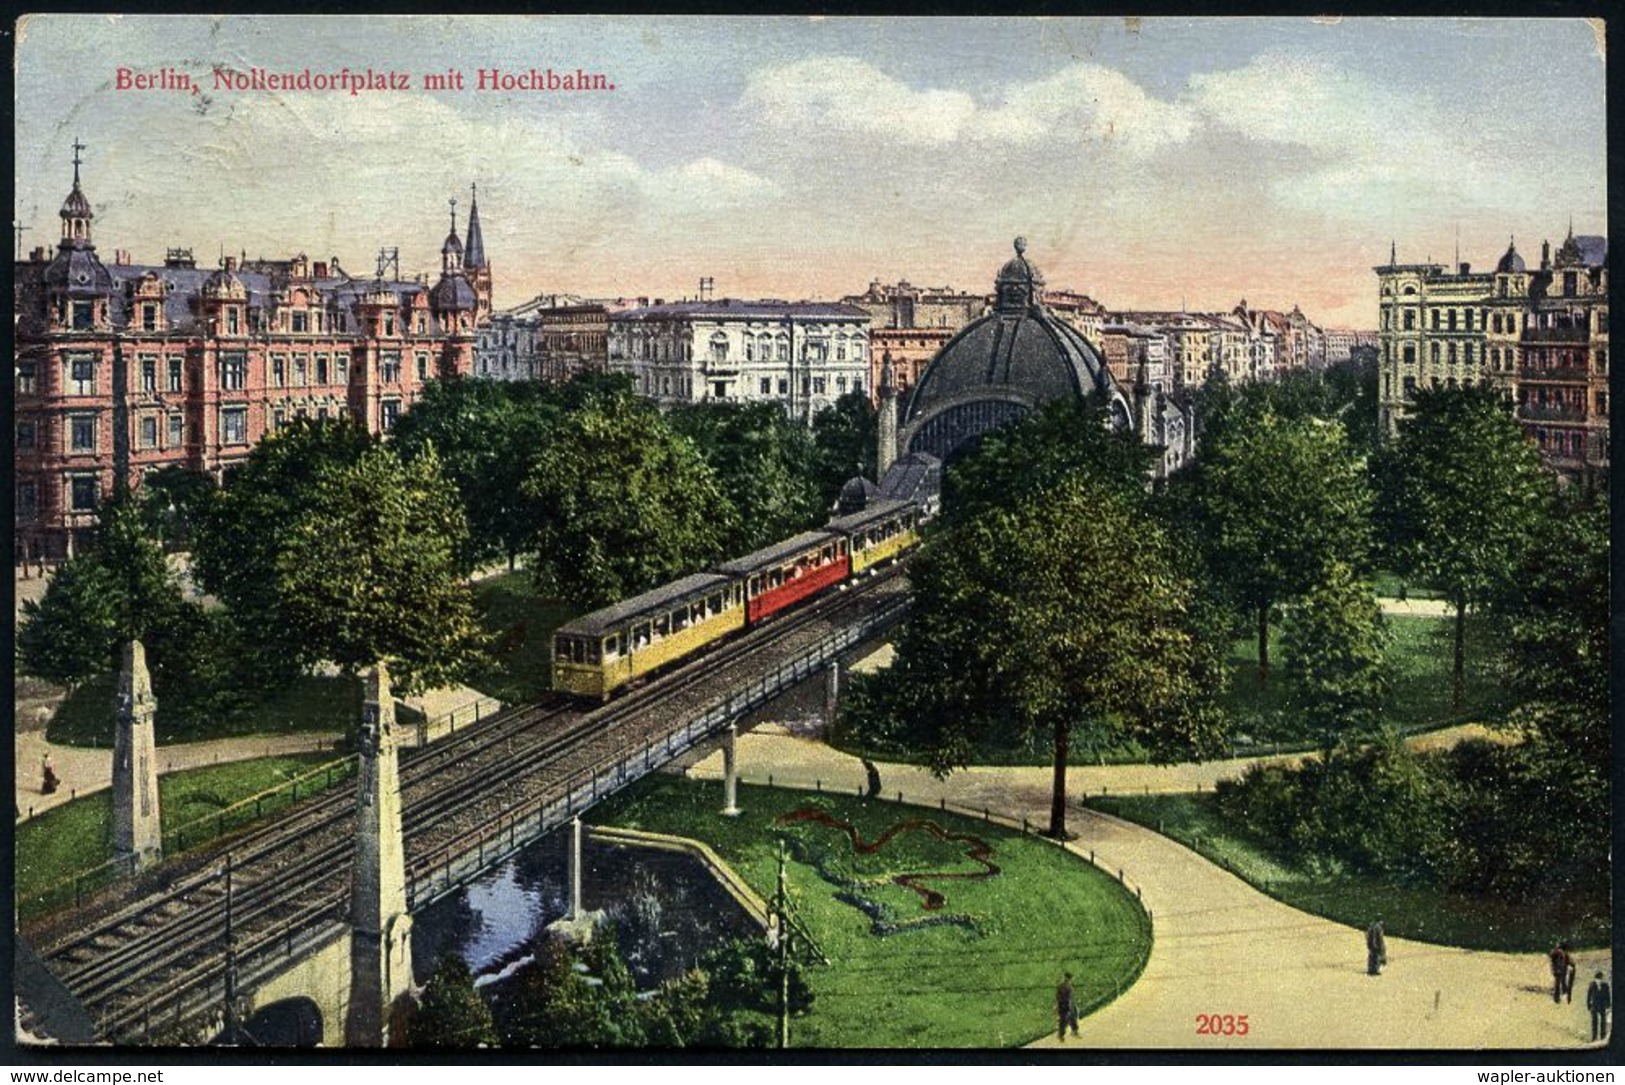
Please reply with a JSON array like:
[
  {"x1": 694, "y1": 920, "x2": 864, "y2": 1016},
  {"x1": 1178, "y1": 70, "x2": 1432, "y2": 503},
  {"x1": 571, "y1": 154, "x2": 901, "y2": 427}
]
[
  {"x1": 877, "y1": 353, "x2": 899, "y2": 480},
  {"x1": 721, "y1": 723, "x2": 741, "y2": 816},
  {"x1": 112, "y1": 640, "x2": 162, "y2": 872},
  {"x1": 345, "y1": 662, "x2": 413, "y2": 1048}
]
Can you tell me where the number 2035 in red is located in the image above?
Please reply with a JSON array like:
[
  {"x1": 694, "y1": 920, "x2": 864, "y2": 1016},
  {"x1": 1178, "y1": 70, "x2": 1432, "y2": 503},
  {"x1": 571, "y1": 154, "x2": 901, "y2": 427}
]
[{"x1": 1195, "y1": 1013, "x2": 1250, "y2": 1036}]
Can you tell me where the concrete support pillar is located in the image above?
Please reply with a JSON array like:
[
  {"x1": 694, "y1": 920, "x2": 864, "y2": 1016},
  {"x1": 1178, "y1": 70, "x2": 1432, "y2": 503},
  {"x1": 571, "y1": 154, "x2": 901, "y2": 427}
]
[
  {"x1": 722, "y1": 724, "x2": 740, "y2": 816},
  {"x1": 824, "y1": 660, "x2": 841, "y2": 727},
  {"x1": 568, "y1": 816, "x2": 584, "y2": 920},
  {"x1": 345, "y1": 662, "x2": 413, "y2": 1049},
  {"x1": 112, "y1": 640, "x2": 162, "y2": 872},
  {"x1": 877, "y1": 363, "x2": 899, "y2": 482}
]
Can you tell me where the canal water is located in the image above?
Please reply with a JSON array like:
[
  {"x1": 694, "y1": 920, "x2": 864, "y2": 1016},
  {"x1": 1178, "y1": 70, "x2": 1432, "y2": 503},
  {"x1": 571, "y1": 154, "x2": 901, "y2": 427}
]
[{"x1": 410, "y1": 827, "x2": 761, "y2": 989}]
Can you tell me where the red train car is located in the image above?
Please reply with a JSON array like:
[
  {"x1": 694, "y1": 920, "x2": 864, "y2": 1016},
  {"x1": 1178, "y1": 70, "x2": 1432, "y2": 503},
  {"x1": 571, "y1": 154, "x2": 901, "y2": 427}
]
[{"x1": 715, "y1": 530, "x2": 849, "y2": 625}]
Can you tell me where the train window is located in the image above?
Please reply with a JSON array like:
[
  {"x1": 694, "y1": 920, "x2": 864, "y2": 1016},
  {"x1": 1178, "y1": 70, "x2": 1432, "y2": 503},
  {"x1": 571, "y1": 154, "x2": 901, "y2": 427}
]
[
  {"x1": 672, "y1": 608, "x2": 689, "y2": 632},
  {"x1": 555, "y1": 635, "x2": 571, "y2": 660},
  {"x1": 654, "y1": 615, "x2": 670, "y2": 638},
  {"x1": 571, "y1": 640, "x2": 585, "y2": 664},
  {"x1": 769, "y1": 569, "x2": 784, "y2": 588},
  {"x1": 692, "y1": 602, "x2": 705, "y2": 622},
  {"x1": 707, "y1": 593, "x2": 722, "y2": 616},
  {"x1": 586, "y1": 640, "x2": 601, "y2": 664},
  {"x1": 821, "y1": 545, "x2": 833, "y2": 563},
  {"x1": 632, "y1": 623, "x2": 651, "y2": 649},
  {"x1": 748, "y1": 575, "x2": 762, "y2": 596},
  {"x1": 602, "y1": 635, "x2": 619, "y2": 660}
]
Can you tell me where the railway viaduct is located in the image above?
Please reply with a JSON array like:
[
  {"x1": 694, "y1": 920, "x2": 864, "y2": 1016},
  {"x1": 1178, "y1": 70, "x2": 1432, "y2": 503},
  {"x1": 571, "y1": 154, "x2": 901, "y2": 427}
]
[{"x1": 19, "y1": 570, "x2": 910, "y2": 1047}]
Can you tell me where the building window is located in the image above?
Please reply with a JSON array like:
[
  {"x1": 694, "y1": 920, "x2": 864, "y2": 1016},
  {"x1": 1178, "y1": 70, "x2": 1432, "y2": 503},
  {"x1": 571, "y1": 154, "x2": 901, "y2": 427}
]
[
  {"x1": 70, "y1": 475, "x2": 98, "y2": 512},
  {"x1": 220, "y1": 354, "x2": 247, "y2": 391},
  {"x1": 168, "y1": 413, "x2": 184, "y2": 448},
  {"x1": 709, "y1": 333, "x2": 729, "y2": 364},
  {"x1": 1430, "y1": 343, "x2": 1440, "y2": 364},
  {"x1": 380, "y1": 400, "x2": 400, "y2": 432},
  {"x1": 337, "y1": 357, "x2": 350, "y2": 384},
  {"x1": 221, "y1": 406, "x2": 248, "y2": 445},
  {"x1": 1564, "y1": 272, "x2": 1577, "y2": 298},
  {"x1": 813, "y1": 377, "x2": 827, "y2": 395},
  {"x1": 837, "y1": 375, "x2": 847, "y2": 392},
  {"x1": 778, "y1": 378, "x2": 789, "y2": 395},
  {"x1": 1598, "y1": 392, "x2": 1609, "y2": 416},
  {"x1": 1403, "y1": 310, "x2": 1415, "y2": 331},
  {"x1": 292, "y1": 311, "x2": 308, "y2": 333},
  {"x1": 316, "y1": 355, "x2": 330, "y2": 385},
  {"x1": 225, "y1": 307, "x2": 240, "y2": 335},
  {"x1": 17, "y1": 482, "x2": 37, "y2": 520},
  {"x1": 140, "y1": 415, "x2": 158, "y2": 449},
  {"x1": 777, "y1": 336, "x2": 790, "y2": 362},
  {"x1": 271, "y1": 357, "x2": 286, "y2": 387},
  {"x1": 69, "y1": 415, "x2": 96, "y2": 452},
  {"x1": 167, "y1": 358, "x2": 183, "y2": 393},
  {"x1": 759, "y1": 377, "x2": 771, "y2": 395},
  {"x1": 1403, "y1": 376, "x2": 1417, "y2": 396},
  {"x1": 16, "y1": 362, "x2": 37, "y2": 395},
  {"x1": 273, "y1": 409, "x2": 287, "y2": 433},
  {"x1": 1463, "y1": 344, "x2": 1473, "y2": 366},
  {"x1": 1430, "y1": 310, "x2": 1440, "y2": 330},
  {"x1": 16, "y1": 420, "x2": 37, "y2": 449},
  {"x1": 380, "y1": 353, "x2": 401, "y2": 383},
  {"x1": 72, "y1": 301, "x2": 94, "y2": 330},
  {"x1": 294, "y1": 356, "x2": 308, "y2": 386},
  {"x1": 416, "y1": 353, "x2": 429, "y2": 382},
  {"x1": 1447, "y1": 310, "x2": 1457, "y2": 331},
  {"x1": 140, "y1": 303, "x2": 157, "y2": 332},
  {"x1": 384, "y1": 312, "x2": 396, "y2": 337},
  {"x1": 68, "y1": 356, "x2": 96, "y2": 395},
  {"x1": 1447, "y1": 343, "x2": 1456, "y2": 364},
  {"x1": 141, "y1": 358, "x2": 157, "y2": 393}
]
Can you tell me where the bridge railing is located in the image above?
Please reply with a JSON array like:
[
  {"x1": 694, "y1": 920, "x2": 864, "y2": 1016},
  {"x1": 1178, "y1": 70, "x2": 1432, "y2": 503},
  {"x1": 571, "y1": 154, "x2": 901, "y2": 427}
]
[{"x1": 405, "y1": 595, "x2": 909, "y2": 910}]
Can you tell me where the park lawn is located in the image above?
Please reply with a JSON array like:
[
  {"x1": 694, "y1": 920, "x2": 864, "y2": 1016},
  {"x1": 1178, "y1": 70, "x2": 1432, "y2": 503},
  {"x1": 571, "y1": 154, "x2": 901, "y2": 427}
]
[
  {"x1": 590, "y1": 775, "x2": 1150, "y2": 1048},
  {"x1": 15, "y1": 753, "x2": 349, "y2": 920},
  {"x1": 469, "y1": 572, "x2": 577, "y2": 704},
  {"x1": 1371, "y1": 570, "x2": 1445, "y2": 601},
  {"x1": 1221, "y1": 612, "x2": 1508, "y2": 747},
  {"x1": 1091, "y1": 793, "x2": 1609, "y2": 954},
  {"x1": 46, "y1": 673, "x2": 360, "y2": 748}
]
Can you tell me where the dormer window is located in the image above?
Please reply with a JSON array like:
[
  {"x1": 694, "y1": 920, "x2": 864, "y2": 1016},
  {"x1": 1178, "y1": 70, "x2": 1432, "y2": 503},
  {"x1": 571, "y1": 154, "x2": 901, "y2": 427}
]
[
  {"x1": 385, "y1": 311, "x2": 396, "y2": 336},
  {"x1": 292, "y1": 311, "x2": 308, "y2": 333},
  {"x1": 72, "y1": 301, "x2": 94, "y2": 330},
  {"x1": 141, "y1": 304, "x2": 157, "y2": 332},
  {"x1": 226, "y1": 308, "x2": 240, "y2": 335}
]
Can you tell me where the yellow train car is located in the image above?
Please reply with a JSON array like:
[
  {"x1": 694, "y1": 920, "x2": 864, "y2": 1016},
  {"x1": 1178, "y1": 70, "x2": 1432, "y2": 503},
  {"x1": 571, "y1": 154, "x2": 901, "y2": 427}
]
[
  {"x1": 829, "y1": 498, "x2": 921, "y2": 576},
  {"x1": 553, "y1": 572, "x2": 746, "y2": 699}
]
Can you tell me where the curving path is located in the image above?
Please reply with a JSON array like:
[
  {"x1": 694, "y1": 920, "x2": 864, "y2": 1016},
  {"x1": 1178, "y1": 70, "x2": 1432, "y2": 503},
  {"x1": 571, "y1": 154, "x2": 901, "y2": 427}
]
[{"x1": 683, "y1": 726, "x2": 1609, "y2": 1051}]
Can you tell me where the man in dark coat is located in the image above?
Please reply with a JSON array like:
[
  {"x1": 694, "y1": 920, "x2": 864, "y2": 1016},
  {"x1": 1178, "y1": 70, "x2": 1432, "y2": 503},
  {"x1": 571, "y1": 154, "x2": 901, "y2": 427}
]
[
  {"x1": 1055, "y1": 972, "x2": 1079, "y2": 1041},
  {"x1": 1586, "y1": 972, "x2": 1610, "y2": 1042},
  {"x1": 1366, "y1": 921, "x2": 1386, "y2": 976},
  {"x1": 1551, "y1": 944, "x2": 1577, "y2": 1004}
]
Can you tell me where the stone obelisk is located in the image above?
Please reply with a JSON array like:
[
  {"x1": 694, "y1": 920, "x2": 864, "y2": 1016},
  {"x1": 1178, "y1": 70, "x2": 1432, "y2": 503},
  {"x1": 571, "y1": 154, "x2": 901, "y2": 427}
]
[
  {"x1": 345, "y1": 662, "x2": 413, "y2": 1048},
  {"x1": 112, "y1": 640, "x2": 162, "y2": 872}
]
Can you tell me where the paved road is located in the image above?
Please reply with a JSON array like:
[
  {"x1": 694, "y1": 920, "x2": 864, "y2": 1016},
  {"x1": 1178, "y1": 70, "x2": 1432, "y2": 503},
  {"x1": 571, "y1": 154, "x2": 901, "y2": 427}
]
[{"x1": 685, "y1": 727, "x2": 1608, "y2": 1051}]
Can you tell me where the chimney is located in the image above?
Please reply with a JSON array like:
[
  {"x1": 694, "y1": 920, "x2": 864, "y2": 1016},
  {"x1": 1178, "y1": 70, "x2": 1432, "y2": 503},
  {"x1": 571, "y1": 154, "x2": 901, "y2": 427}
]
[
  {"x1": 1459, "y1": 263, "x2": 1470, "y2": 275},
  {"x1": 30, "y1": 246, "x2": 45, "y2": 262},
  {"x1": 224, "y1": 255, "x2": 237, "y2": 272},
  {"x1": 115, "y1": 249, "x2": 131, "y2": 266},
  {"x1": 313, "y1": 260, "x2": 329, "y2": 279}
]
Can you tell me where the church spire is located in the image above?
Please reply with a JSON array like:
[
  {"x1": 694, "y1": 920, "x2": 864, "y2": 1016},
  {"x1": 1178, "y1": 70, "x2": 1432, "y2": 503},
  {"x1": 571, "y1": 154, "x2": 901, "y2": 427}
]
[{"x1": 464, "y1": 183, "x2": 486, "y2": 270}]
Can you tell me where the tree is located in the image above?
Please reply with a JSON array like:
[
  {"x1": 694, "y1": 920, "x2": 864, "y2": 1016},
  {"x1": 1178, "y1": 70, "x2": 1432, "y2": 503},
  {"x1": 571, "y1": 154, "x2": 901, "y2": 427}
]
[
  {"x1": 135, "y1": 465, "x2": 218, "y2": 552},
  {"x1": 811, "y1": 391, "x2": 878, "y2": 498},
  {"x1": 1282, "y1": 560, "x2": 1388, "y2": 749},
  {"x1": 193, "y1": 419, "x2": 375, "y2": 684},
  {"x1": 669, "y1": 401, "x2": 824, "y2": 554},
  {"x1": 391, "y1": 379, "x2": 561, "y2": 570},
  {"x1": 17, "y1": 498, "x2": 185, "y2": 686},
  {"x1": 1190, "y1": 409, "x2": 1373, "y2": 685},
  {"x1": 1374, "y1": 386, "x2": 1552, "y2": 706},
  {"x1": 522, "y1": 397, "x2": 732, "y2": 609},
  {"x1": 274, "y1": 445, "x2": 486, "y2": 694},
  {"x1": 942, "y1": 394, "x2": 1154, "y2": 528},
  {"x1": 410, "y1": 954, "x2": 497, "y2": 1048},
  {"x1": 899, "y1": 473, "x2": 1226, "y2": 837}
]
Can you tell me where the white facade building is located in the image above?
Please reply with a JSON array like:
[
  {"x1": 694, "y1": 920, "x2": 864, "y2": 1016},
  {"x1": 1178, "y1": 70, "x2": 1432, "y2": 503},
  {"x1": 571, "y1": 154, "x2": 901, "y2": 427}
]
[{"x1": 608, "y1": 299, "x2": 871, "y2": 419}]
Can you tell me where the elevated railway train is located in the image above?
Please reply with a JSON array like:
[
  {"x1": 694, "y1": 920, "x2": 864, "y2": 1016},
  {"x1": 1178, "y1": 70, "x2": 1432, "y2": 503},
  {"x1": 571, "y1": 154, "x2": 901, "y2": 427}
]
[{"x1": 552, "y1": 496, "x2": 924, "y2": 699}]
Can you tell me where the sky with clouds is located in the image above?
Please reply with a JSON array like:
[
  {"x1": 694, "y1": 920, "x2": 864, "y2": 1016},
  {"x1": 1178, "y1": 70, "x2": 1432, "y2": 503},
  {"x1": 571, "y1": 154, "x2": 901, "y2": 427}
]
[{"x1": 14, "y1": 15, "x2": 1607, "y2": 327}]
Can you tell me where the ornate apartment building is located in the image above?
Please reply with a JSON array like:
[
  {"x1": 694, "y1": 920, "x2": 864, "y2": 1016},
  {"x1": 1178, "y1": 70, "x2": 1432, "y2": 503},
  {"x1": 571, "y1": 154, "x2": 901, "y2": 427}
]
[
  {"x1": 1376, "y1": 230, "x2": 1608, "y2": 478},
  {"x1": 475, "y1": 294, "x2": 649, "y2": 383},
  {"x1": 13, "y1": 153, "x2": 492, "y2": 562},
  {"x1": 607, "y1": 299, "x2": 871, "y2": 420}
]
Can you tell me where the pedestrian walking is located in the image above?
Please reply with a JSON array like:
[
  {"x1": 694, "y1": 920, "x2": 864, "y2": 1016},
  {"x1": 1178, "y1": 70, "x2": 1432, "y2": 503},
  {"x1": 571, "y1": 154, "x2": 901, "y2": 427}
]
[
  {"x1": 1586, "y1": 972, "x2": 1610, "y2": 1043},
  {"x1": 862, "y1": 758, "x2": 882, "y2": 799},
  {"x1": 1366, "y1": 920, "x2": 1387, "y2": 976},
  {"x1": 1550, "y1": 943, "x2": 1577, "y2": 1004},
  {"x1": 1055, "y1": 972, "x2": 1079, "y2": 1041},
  {"x1": 40, "y1": 753, "x2": 59, "y2": 796}
]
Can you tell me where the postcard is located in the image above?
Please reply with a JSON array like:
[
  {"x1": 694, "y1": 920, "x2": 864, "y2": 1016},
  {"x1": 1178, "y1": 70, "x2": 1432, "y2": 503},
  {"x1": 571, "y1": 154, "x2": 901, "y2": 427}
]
[{"x1": 10, "y1": 13, "x2": 1611, "y2": 1059}]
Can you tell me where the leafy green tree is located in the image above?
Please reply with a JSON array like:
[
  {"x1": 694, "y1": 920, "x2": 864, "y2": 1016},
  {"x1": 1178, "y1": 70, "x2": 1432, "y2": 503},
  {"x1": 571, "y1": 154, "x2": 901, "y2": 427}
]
[
  {"x1": 1282, "y1": 561, "x2": 1388, "y2": 749},
  {"x1": 1374, "y1": 386, "x2": 1552, "y2": 705},
  {"x1": 943, "y1": 395, "x2": 1154, "y2": 527},
  {"x1": 523, "y1": 398, "x2": 732, "y2": 609},
  {"x1": 193, "y1": 419, "x2": 375, "y2": 684},
  {"x1": 669, "y1": 401, "x2": 824, "y2": 553},
  {"x1": 274, "y1": 445, "x2": 486, "y2": 694},
  {"x1": 391, "y1": 379, "x2": 561, "y2": 570},
  {"x1": 18, "y1": 499, "x2": 185, "y2": 686},
  {"x1": 410, "y1": 954, "x2": 497, "y2": 1048},
  {"x1": 1190, "y1": 410, "x2": 1373, "y2": 685},
  {"x1": 811, "y1": 391, "x2": 877, "y2": 498},
  {"x1": 135, "y1": 465, "x2": 218, "y2": 552},
  {"x1": 899, "y1": 473, "x2": 1226, "y2": 837}
]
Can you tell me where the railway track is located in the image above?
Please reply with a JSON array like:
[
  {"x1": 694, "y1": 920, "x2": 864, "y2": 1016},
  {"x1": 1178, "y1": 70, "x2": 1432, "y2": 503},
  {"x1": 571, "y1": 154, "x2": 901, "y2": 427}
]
[{"x1": 27, "y1": 566, "x2": 910, "y2": 1043}]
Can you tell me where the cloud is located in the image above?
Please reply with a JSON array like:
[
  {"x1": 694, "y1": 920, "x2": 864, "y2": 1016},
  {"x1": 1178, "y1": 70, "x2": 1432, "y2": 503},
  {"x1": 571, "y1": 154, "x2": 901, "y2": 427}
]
[{"x1": 741, "y1": 55, "x2": 1193, "y2": 155}]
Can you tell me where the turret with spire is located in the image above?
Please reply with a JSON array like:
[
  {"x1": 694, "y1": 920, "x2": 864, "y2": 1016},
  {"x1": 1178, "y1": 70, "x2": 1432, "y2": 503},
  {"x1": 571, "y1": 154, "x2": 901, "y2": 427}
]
[
  {"x1": 464, "y1": 183, "x2": 492, "y2": 324},
  {"x1": 45, "y1": 139, "x2": 114, "y2": 330}
]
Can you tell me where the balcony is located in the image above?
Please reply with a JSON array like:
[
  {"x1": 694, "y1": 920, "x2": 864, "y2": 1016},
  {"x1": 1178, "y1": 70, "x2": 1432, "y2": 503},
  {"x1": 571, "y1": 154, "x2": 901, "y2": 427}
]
[
  {"x1": 1519, "y1": 366, "x2": 1592, "y2": 382},
  {"x1": 1522, "y1": 327, "x2": 1590, "y2": 344},
  {"x1": 1519, "y1": 403, "x2": 1588, "y2": 423}
]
